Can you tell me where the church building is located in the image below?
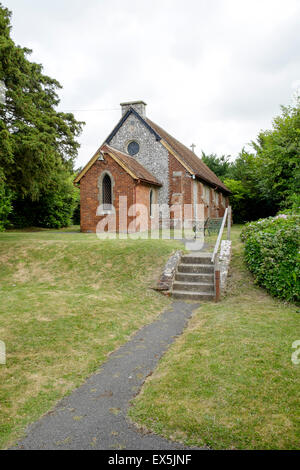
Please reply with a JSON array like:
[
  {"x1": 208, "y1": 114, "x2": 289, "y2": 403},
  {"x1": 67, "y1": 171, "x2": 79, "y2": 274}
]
[{"x1": 74, "y1": 101, "x2": 231, "y2": 233}]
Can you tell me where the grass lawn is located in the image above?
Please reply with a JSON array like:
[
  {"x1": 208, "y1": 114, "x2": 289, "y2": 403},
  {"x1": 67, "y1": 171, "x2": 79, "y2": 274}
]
[
  {"x1": 0, "y1": 228, "x2": 182, "y2": 449},
  {"x1": 129, "y1": 226, "x2": 300, "y2": 450}
]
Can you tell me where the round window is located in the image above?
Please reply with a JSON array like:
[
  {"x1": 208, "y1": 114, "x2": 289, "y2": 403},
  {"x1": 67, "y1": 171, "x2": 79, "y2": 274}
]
[{"x1": 127, "y1": 141, "x2": 140, "y2": 156}]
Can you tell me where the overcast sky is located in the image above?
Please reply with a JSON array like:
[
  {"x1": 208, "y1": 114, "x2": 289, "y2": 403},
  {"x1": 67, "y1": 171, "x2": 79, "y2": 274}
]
[{"x1": 5, "y1": 0, "x2": 300, "y2": 168}]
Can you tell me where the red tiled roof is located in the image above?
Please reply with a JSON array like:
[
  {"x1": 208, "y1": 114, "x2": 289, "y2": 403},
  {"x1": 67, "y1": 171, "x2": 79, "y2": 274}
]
[
  {"x1": 101, "y1": 144, "x2": 162, "y2": 186},
  {"x1": 146, "y1": 118, "x2": 231, "y2": 193}
]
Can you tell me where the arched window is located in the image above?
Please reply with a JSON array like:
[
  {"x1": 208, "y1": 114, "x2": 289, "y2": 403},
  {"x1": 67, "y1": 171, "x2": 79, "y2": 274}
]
[
  {"x1": 102, "y1": 174, "x2": 112, "y2": 210},
  {"x1": 150, "y1": 189, "x2": 153, "y2": 217}
]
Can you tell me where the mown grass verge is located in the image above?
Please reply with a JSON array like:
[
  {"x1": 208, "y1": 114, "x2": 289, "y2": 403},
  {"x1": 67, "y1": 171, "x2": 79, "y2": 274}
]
[
  {"x1": 129, "y1": 226, "x2": 300, "y2": 449},
  {"x1": 0, "y1": 229, "x2": 182, "y2": 448}
]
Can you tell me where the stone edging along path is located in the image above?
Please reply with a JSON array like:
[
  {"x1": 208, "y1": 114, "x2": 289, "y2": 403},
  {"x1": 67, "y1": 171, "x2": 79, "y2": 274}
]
[{"x1": 13, "y1": 301, "x2": 201, "y2": 450}]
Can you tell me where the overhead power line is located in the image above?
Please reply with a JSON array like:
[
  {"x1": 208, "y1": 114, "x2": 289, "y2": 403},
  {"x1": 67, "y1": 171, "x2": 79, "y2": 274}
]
[{"x1": 59, "y1": 107, "x2": 120, "y2": 112}]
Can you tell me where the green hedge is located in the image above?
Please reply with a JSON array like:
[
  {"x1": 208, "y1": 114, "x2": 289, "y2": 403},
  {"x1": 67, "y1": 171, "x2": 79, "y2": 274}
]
[{"x1": 241, "y1": 215, "x2": 300, "y2": 303}]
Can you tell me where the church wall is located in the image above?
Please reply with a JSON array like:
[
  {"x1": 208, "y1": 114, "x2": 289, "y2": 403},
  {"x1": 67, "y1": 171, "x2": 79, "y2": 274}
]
[
  {"x1": 168, "y1": 152, "x2": 193, "y2": 223},
  {"x1": 108, "y1": 113, "x2": 169, "y2": 207},
  {"x1": 80, "y1": 154, "x2": 136, "y2": 233},
  {"x1": 134, "y1": 184, "x2": 152, "y2": 233},
  {"x1": 199, "y1": 182, "x2": 209, "y2": 219}
]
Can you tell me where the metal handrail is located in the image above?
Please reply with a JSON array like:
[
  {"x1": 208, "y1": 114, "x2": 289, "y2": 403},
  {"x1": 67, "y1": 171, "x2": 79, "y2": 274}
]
[{"x1": 211, "y1": 207, "x2": 231, "y2": 264}]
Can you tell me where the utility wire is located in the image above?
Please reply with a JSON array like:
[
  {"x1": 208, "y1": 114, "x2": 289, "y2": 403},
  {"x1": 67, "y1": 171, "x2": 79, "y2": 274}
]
[{"x1": 59, "y1": 107, "x2": 120, "y2": 112}]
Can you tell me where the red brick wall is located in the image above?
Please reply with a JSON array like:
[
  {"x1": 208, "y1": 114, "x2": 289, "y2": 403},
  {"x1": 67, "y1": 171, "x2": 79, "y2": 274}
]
[
  {"x1": 134, "y1": 184, "x2": 151, "y2": 232},
  {"x1": 168, "y1": 152, "x2": 193, "y2": 221},
  {"x1": 168, "y1": 152, "x2": 231, "y2": 222},
  {"x1": 218, "y1": 192, "x2": 226, "y2": 217},
  {"x1": 80, "y1": 150, "x2": 230, "y2": 232},
  {"x1": 198, "y1": 182, "x2": 209, "y2": 219},
  {"x1": 80, "y1": 153, "x2": 155, "y2": 233},
  {"x1": 80, "y1": 154, "x2": 136, "y2": 233}
]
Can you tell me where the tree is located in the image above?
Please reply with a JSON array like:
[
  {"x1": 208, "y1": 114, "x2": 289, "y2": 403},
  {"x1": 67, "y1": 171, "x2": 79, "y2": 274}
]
[
  {"x1": 0, "y1": 170, "x2": 12, "y2": 231},
  {"x1": 201, "y1": 152, "x2": 232, "y2": 181},
  {"x1": 0, "y1": 4, "x2": 84, "y2": 227},
  {"x1": 224, "y1": 149, "x2": 276, "y2": 222},
  {"x1": 202, "y1": 98, "x2": 300, "y2": 222},
  {"x1": 201, "y1": 150, "x2": 267, "y2": 222},
  {"x1": 251, "y1": 99, "x2": 300, "y2": 210}
]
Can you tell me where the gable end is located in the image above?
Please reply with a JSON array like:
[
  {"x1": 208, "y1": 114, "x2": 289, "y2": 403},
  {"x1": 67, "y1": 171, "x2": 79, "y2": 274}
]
[{"x1": 106, "y1": 107, "x2": 162, "y2": 144}]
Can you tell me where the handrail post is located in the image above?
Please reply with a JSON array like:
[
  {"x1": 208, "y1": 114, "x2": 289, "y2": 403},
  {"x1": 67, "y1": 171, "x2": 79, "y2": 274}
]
[
  {"x1": 215, "y1": 266, "x2": 220, "y2": 302},
  {"x1": 211, "y1": 207, "x2": 231, "y2": 301},
  {"x1": 211, "y1": 208, "x2": 228, "y2": 264},
  {"x1": 227, "y1": 206, "x2": 232, "y2": 240}
]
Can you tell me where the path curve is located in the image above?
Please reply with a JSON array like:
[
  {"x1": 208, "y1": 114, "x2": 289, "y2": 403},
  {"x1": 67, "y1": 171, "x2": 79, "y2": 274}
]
[{"x1": 14, "y1": 301, "x2": 200, "y2": 450}]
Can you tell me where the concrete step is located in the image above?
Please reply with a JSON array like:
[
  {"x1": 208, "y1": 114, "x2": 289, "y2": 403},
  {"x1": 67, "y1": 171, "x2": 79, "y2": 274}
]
[
  {"x1": 175, "y1": 272, "x2": 214, "y2": 283},
  {"x1": 181, "y1": 254, "x2": 213, "y2": 265},
  {"x1": 178, "y1": 263, "x2": 215, "y2": 274},
  {"x1": 172, "y1": 290, "x2": 215, "y2": 301},
  {"x1": 173, "y1": 281, "x2": 214, "y2": 293}
]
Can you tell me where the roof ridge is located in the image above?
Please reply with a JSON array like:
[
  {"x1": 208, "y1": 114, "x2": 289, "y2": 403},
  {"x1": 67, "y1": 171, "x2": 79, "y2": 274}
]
[
  {"x1": 145, "y1": 117, "x2": 230, "y2": 193},
  {"x1": 75, "y1": 108, "x2": 231, "y2": 193},
  {"x1": 101, "y1": 144, "x2": 162, "y2": 187},
  {"x1": 104, "y1": 143, "x2": 140, "y2": 161},
  {"x1": 146, "y1": 118, "x2": 211, "y2": 173}
]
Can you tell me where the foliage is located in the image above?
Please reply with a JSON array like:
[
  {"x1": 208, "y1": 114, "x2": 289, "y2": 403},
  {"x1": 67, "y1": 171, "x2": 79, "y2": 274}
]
[
  {"x1": 223, "y1": 176, "x2": 275, "y2": 223},
  {"x1": 0, "y1": 4, "x2": 84, "y2": 227},
  {"x1": 10, "y1": 172, "x2": 80, "y2": 229},
  {"x1": 223, "y1": 178, "x2": 253, "y2": 223},
  {"x1": 202, "y1": 149, "x2": 277, "y2": 223},
  {"x1": 202, "y1": 99, "x2": 300, "y2": 223},
  {"x1": 201, "y1": 152, "x2": 232, "y2": 180},
  {"x1": 72, "y1": 168, "x2": 82, "y2": 225},
  {"x1": 251, "y1": 100, "x2": 300, "y2": 208},
  {"x1": 278, "y1": 191, "x2": 300, "y2": 215},
  {"x1": 0, "y1": 171, "x2": 12, "y2": 231},
  {"x1": 241, "y1": 215, "x2": 300, "y2": 302},
  {"x1": 35, "y1": 174, "x2": 79, "y2": 229},
  {"x1": 72, "y1": 187, "x2": 80, "y2": 225}
]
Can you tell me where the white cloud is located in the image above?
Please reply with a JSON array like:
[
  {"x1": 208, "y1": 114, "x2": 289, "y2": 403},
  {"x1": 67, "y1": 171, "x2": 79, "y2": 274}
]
[{"x1": 5, "y1": 0, "x2": 300, "y2": 167}]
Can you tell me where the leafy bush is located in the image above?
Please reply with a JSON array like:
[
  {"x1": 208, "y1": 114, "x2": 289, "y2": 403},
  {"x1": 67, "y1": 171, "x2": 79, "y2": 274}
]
[
  {"x1": 0, "y1": 174, "x2": 13, "y2": 231},
  {"x1": 279, "y1": 193, "x2": 300, "y2": 215},
  {"x1": 223, "y1": 178, "x2": 274, "y2": 223},
  {"x1": 35, "y1": 177, "x2": 79, "y2": 229},
  {"x1": 241, "y1": 215, "x2": 300, "y2": 303},
  {"x1": 10, "y1": 174, "x2": 79, "y2": 229}
]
